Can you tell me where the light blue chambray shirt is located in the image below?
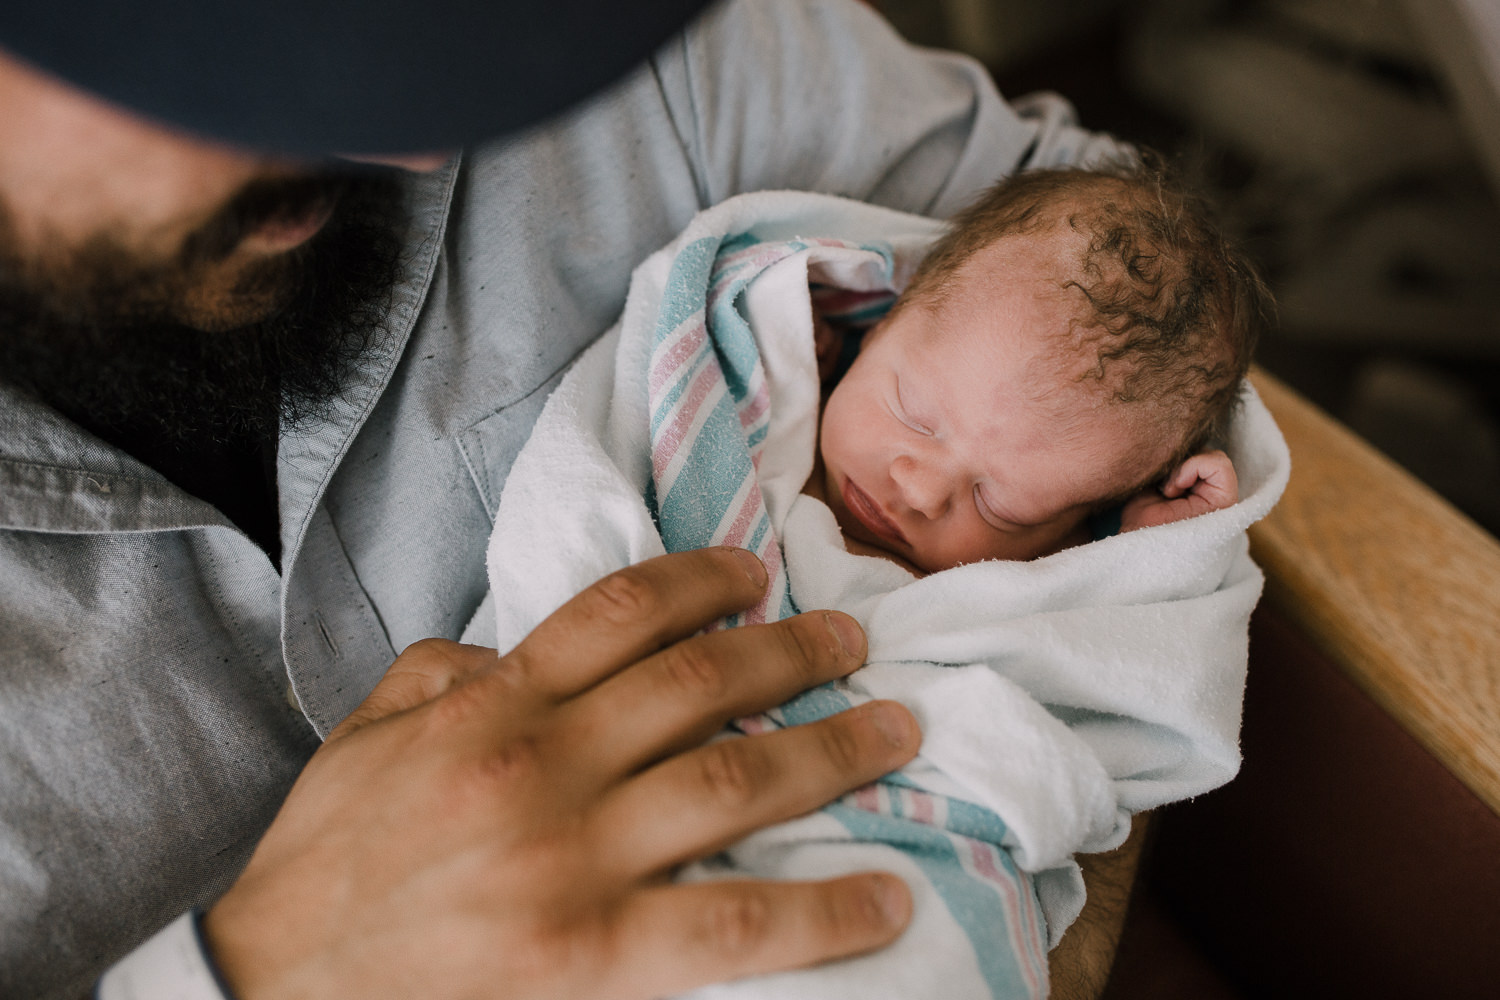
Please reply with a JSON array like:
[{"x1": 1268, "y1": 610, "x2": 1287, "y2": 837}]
[{"x1": 0, "y1": 1, "x2": 1124, "y2": 994}]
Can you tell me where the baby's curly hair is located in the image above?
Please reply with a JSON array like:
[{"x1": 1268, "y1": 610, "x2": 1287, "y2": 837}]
[{"x1": 901, "y1": 157, "x2": 1271, "y2": 479}]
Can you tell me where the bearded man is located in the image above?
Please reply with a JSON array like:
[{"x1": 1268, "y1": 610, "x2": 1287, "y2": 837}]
[{"x1": 0, "y1": 2, "x2": 1132, "y2": 998}]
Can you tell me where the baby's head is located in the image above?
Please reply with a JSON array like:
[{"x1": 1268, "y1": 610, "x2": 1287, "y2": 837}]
[{"x1": 815, "y1": 160, "x2": 1270, "y2": 573}]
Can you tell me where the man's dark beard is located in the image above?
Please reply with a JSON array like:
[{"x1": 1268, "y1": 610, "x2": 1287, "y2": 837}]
[
  {"x1": 0, "y1": 170, "x2": 407, "y2": 444},
  {"x1": 0, "y1": 170, "x2": 408, "y2": 558}
]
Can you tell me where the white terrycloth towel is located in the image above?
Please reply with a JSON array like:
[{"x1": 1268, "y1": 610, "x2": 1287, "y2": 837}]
[{"x1": 478, "y1": 191, "x2": 1291, "y2": 994}]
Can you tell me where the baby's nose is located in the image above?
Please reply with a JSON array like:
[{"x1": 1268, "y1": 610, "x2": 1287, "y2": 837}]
[{"x1": 891, "y1": 454, "x2": 951, "y2": 519}]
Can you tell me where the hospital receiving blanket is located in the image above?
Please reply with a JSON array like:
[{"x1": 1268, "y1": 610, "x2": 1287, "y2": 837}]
[{"x1": 477, "y1": 191, "x2": 1291, "y2": 999}]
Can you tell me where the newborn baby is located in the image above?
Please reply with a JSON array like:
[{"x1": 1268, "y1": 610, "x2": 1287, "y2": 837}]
[{"x1": 805, "y1": 165, "x2": 1254, "y2": 577}]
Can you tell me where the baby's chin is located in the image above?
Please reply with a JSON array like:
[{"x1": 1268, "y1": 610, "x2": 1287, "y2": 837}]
[
  {"x1": 846, "y1": 518, "x2": 1095, "y2": 576},
  {"x1": 837, "y1": 530, "x2": 929, "y2": 578},
  {"x1": 801, "y1": 470, "x2": 929, "y2": 577}
]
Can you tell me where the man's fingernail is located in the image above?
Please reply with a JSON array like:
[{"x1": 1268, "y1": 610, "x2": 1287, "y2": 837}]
[
  {"x1": 870, "y1": 874, "x2": 911, "y2": 927},
  {"x1": 825, "y1": 612, "x2": 865, "y2": 660},
  {"x1": 866, "y1": 701, "x2": 916, "y2": 751},
  {"x1": 726, "y1": 547, "x2": 767, "y2": 588}
]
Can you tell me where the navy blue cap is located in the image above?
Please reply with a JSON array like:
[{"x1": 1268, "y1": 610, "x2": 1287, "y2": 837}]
[{"x1": 0, "y1": 0, "x2": 714, "y2": 155}]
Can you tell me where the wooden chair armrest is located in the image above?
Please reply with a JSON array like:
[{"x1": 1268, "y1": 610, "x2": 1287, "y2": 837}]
[
  {"x1": 1106, "y1": 370, "x2": 1500, "y2": 999},
  {"x1": 1248, "y1": 367, "x2": 1500, "y2": 816}
]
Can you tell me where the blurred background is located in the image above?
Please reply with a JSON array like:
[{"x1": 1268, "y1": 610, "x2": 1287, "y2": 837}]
[{"x1": 877, "y1": 0, "x2": 1500, "y2": 538}]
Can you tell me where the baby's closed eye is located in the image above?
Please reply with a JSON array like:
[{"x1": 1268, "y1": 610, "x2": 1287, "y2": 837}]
[
  {"x1": 973, "y1": 485, "x2": 1021, "y2": 531},
  {"x1": 892, "y1": 380, "x2": 933, "y2": 435}
]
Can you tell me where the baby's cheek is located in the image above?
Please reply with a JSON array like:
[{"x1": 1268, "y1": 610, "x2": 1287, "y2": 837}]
[{"x1": 1005, "y1": 517, "x2": 1093, "y2": 561}]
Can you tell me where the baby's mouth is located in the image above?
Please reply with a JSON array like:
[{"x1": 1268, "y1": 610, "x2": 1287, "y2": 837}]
[{"x1": 841, "y1": 478, "x2": 908, "y2": 547}]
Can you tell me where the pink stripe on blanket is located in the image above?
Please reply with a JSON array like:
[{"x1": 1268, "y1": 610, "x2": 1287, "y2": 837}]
[
  {"x1": 717, "y1": 485, "x2": 763, "y2": 550},
  {"x1": 648, "y1": 320, "x2": 707, "y2": 397},
  {"x1": 651, "y1": 360, "x2": 722, "y2": 481},
  {"x1": 737, "y1": 380, "x2": 771, "y2": 431},
  {"x1": 966, "y1": 839, "x2": 1046, "y2": 995},
  {"x1": 908, "y1": 788, "x2": 936, "y2": 825},
  {"x1": 734, "y1": 713, "x2": 776, "y2": 736},
  {"x1": 711, "y1": 244, "x2": 796, "y2": 283},
  {"x1": 743, "y1": 532, "x2": 783, "y2": 624}
]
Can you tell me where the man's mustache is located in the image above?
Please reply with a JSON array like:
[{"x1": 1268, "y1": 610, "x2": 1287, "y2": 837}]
[{"x1": 180, "y1": 173, "x2": 354, "y2": 264}]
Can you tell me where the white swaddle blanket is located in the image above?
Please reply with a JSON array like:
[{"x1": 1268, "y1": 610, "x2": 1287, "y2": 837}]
[{"x1": 474, "y1": 191, "x2": 1291, "y2": 998}]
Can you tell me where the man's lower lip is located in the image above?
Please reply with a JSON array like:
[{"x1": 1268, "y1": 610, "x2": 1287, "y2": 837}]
[{"x1": 842, "y1": 479, "x2": 906, "y2": 546}]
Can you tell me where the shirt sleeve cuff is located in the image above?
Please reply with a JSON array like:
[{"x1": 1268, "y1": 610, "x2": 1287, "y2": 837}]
[{"x1": 95, "y1": 909, "x2": 237, "y2": 1000}]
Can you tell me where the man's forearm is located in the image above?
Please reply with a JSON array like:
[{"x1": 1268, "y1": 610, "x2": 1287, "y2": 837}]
[{"x1": 1047, "y1": 812, "x2": 1151, "y2": 1000}]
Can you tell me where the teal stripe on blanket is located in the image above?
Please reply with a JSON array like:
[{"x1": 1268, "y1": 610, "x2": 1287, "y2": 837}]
[
  {"x1": 657, "y1": 411, "x2": 751, "y2": 523},
  {"x1": 706, "y1": 233, "x2": 771, "y2": 405},
  {"x1": 824, "y1": 803, "x2": 1048, "y2": 999},
  {"x1": 655, "y1": 237, "x2": 719, "y2": 340},
  {"x1": 647, "y1": 225, "x2": 1048, "y2": 994},
  {"x1": 648, "y1": 228, "x2": 894, "y2": 626},
  {"x1": 776, "y1": 683, "x2": 1045, "y2": 997},
  {"x1": 648, "y1": 229, "x2": 802, "y2": 625}
]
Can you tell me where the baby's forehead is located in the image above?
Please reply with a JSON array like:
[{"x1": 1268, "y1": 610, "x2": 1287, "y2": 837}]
[
  {"x1": 961, "y1": 222, "x2": 1092, "y2": 287},
  {"x1": 942, "y1": 185, "x2": 1169, "y2": 303},
  {"x1": 1009, "y1": 350, "x2": 1186, "y2": 480},
  {"x1": 907, "y1": 237, "x2": 1089, "y2": 336}
]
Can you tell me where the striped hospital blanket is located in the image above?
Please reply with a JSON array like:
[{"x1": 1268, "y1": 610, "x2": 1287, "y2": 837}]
[{"x1": 645, "y1": 228, "x2": 1049, "y2": 997}]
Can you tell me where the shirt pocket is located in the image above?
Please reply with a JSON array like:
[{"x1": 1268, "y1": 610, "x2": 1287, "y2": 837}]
[{"x1": 455, "y1": 363, "x2": 571, "y2": 522}]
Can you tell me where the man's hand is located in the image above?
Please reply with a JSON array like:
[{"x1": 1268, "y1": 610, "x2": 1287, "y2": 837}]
[
  {"x1": 202, "y1": 547, "x2": 918, "y2": 1000},
  {"x1": 1119, "y1": 450, "x2": 1239, "y2": 532}
]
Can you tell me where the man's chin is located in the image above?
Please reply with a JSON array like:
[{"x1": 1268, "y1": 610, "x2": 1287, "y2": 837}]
[
  {"x1": 170, "y1": 284, "x2": 297, "y2": 333},
  {"x1": 0, "y1": 168, "x2": 406, "y2": 446},
  {"x1": 168, "y1": 252, "x2": 306, "y2": 332}
]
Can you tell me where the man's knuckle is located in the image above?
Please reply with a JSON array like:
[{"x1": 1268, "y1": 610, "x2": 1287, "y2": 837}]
[
  {"x1": 400, "y1": 636, "x2": 451, "y2": 659},
  {"x1": 701, "y1": 890, "x2": 773, "y2": 960},
  {"x1": 441, "y1": 733, "x2": 545, "y2": 802},
  {"x1": 425, "y1": 675, "x2": 490, "y2": 728},
  {"x1": 485, "y1": 733, "x2": 546, "y2": 781},
  {"x1": 523, "y1": 827, "x2": 591, "y2": 889},
  {"x1": 657, "y1": 642, "x2": 728, "y2": 702},
  {"x1": 502, "y1": 917, "x2": 598, "y2": 988},
  {"x1": 699, "y1": 741, "x2": 766, "y2": 808},
  {"x1": 822, "y1": 878, "x2": 889, "y2": 939},
  {"x1": 818, "y1": 717, "x2": 867, "y2": 773},
  {"x1": 494, "y1": 643, "x2": 539, "y2": 689},
  {"x1": 585, "y1": 567, "x2": 661, "y2": 625}
]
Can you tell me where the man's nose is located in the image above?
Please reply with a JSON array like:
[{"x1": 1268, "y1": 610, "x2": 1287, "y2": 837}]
[{"x1": 891, "y1": 453, "x2": 951, "y2": 519}]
